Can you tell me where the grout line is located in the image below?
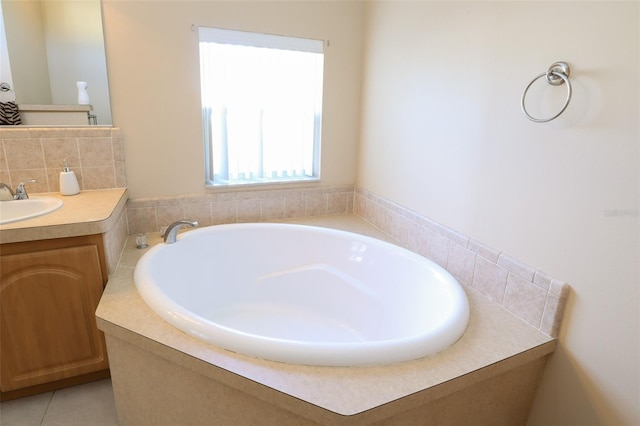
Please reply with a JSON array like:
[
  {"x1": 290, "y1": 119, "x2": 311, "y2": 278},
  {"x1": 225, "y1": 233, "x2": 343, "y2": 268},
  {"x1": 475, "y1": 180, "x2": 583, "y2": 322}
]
[{"x1": 39, "y1": 391, "x2": 55, "y2": 426}]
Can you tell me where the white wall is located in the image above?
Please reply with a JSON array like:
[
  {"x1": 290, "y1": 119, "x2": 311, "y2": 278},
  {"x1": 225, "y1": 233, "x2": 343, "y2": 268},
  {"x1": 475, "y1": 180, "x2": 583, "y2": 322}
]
[
  {"x1": 102, "y1": 0, "x2": 364, "y2": 198},
  {"x1": 359, "y1": 1, "x2": 639, "y2": 425}
]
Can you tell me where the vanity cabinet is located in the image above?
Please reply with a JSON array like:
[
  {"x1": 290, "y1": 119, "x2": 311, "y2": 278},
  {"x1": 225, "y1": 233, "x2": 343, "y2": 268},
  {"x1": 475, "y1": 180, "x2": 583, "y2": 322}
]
[{"x1": 0, "y1": 234, "x2": 110, "y2": 400}]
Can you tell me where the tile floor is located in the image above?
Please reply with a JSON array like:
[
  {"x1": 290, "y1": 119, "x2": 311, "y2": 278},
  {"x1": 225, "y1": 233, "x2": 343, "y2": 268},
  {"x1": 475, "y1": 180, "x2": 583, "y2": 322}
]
[{"x1": 0, "y1": 379, "x2": 118, "y2": 426}]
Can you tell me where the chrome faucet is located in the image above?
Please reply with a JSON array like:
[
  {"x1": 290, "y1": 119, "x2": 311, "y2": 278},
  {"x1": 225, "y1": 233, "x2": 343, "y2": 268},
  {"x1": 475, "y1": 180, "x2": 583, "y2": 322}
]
[
  {"x1": 0, "y1": 179, "x2": 36, "y2": 200},
  {"x1": 0, "y1": 183, "x2": 15, "y2": 201},
  {"x1": 162, "y1": 220, "x2": 199, "y2": 244},
  {"x1": 14, "y1": 179, "x2": 36, "y2": 200}
]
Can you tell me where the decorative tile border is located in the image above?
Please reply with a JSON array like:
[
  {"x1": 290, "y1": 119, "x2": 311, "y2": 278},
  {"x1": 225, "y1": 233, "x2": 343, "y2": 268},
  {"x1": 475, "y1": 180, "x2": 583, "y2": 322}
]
[
  {"x1": 125, "y1": 185, "x2": 355, "y2": 235},
  {"x1": 0, "y1": 127, "x2": 126, "y2": 193},
  {"x1": 354, "y1": 187, "x2": 569, "y2": 338}
]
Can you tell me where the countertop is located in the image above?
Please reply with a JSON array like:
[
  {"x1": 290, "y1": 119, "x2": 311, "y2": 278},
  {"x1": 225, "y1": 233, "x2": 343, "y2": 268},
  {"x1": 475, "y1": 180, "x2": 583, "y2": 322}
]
[
  {"x1": 96, "y1": 214, "x2": 556, "y2": 418},
  {"x1": 0, "y1": 188, "x2": 128, "y2": 244}
]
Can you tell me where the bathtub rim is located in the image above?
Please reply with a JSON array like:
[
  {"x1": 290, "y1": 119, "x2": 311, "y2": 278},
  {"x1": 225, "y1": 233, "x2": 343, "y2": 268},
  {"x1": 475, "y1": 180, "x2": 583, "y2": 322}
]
[{"x1": 133, "y1": 222, "x2": 471, "y2": 367}]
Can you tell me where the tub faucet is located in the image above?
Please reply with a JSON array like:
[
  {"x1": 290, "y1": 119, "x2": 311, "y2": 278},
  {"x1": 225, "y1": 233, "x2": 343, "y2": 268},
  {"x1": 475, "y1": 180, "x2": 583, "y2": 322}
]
[{"x1": 162, "y1": 220, "x2": 199, "y2": 244}]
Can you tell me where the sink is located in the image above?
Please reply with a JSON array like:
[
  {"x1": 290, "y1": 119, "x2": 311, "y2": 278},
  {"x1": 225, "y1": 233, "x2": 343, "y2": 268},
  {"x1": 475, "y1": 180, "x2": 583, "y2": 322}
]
[{"x1": 0, "y1": 196, "x2": 64, "y2": 225}]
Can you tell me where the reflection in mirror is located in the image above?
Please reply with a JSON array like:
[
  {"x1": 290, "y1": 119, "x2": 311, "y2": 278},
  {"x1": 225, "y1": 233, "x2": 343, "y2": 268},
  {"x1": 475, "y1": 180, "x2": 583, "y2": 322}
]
[{"x1": 0, "y1": 0, "x2": 112, "y2": 125}]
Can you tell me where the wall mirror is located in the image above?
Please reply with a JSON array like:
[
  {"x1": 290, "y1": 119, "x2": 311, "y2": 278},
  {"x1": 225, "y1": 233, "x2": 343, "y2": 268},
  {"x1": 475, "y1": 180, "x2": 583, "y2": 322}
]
[{"x1": 0, "y1": 0, "x2": 112, "y2": 125}]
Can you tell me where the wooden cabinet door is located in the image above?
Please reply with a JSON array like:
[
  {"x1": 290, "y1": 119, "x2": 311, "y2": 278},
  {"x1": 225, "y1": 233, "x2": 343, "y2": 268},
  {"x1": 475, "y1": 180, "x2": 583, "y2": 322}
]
[{"x1": 0, "y1": 238, "x2": 109, "y2": 391}]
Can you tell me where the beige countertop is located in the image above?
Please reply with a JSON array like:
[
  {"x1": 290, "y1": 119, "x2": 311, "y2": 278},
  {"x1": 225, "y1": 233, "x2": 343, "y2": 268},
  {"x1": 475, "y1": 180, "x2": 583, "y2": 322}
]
[
  {"x1": 0, "y1": 188, "x2": 128, "y2": 244},
  {"x1": 96, "y1": 214, "x2": 556, "y2": 418}
]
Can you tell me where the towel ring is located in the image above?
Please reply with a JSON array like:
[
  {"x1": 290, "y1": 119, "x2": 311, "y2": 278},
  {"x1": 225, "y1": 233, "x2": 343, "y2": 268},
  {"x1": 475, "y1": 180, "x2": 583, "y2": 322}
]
[
  {"x1": 521, "y1": 62, "x2": 572, "y2": 123},
  {"x1": 0, "y1": 82, "x2": 16, "y2": 102}
]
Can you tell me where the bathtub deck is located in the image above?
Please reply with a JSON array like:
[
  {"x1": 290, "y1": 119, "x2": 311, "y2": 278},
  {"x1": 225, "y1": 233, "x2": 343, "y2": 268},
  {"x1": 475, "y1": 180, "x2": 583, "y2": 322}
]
[{"x1": 96, "y1": 214, "x2": 556, "y2": 424}]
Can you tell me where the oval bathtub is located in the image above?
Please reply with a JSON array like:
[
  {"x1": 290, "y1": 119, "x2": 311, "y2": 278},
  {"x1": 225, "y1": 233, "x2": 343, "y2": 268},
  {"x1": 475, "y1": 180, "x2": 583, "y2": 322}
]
[{"x1": 134, "y1": 223, "x2": 470, "y2": 367}]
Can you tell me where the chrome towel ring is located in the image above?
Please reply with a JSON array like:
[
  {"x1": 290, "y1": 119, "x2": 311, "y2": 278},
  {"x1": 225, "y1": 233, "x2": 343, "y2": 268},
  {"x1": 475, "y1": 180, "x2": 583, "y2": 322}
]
[
  {"x1": 521, "y1": 62, "x2": 572, "y2": 123},
  {"x1": 0, "y1": 82, "x2": 16, "y2": 101}
]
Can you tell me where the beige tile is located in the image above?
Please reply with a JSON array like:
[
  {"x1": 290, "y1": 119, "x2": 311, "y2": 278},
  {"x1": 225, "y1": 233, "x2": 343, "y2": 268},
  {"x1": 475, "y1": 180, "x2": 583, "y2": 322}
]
[
  {"x1": 550, "y1": 279, "x2": 567, "y2": 296},
  {"x1": 406, "y1": 223, "x2": 429, "y2": 256},
  {"x1": 156, "y1": 204, "x2": 185, "y2": 228},
  {"x1": 352, "y1": 193, "x2": 365, "y2": 217},
  {"x1": 4, "y1": 139, "x2": 45, "y2": 170},
  {"x1": 442, "y1": 227, "x2": 469, "y2": 248},
  {"x1": 41, "y1": 379, "x2": 117, "y2": 426},
  {"x1": 541, "y1": 282, "x2": 570, "y2": 337},
  {"x1": 498, "y1": 253, "x2": 536, "y2": 282},
  {"x1": 211, "y1": 199, "x2": 238, "y2": 224},
  {"x1": 78, "y1": 137, "x2": 113, "y2": 167},
  {"x1": 28, "y1": 128, "x2": 68, "y2": 139},
  {"x1": 468, "y1": 239, "x2": 500, "y2": 263},
  {"x1": 9, "y1": 169, "x2": 49, "y2": 193},
  {"x1": 0, "y1": 128, "x2": 30, "y2": 140},
  {"x1": 389, "y1": 213, "x2": 410, "y2": 246},
  {"x1": 42, "y1": 138, "x2": 80, "y2": 169},
  {"x1": 114, "y1": 161, "x2": 127, "y2": 188},
  {"x1": 306, "y1": 193, "x2": 327, "y2": 216},
  {"x1": 327, "y1": 192, "x2": 348, "y2": 215},
  {"x1": 111, "y1": 137, "x2": 125, "y2": 161},
  {"x1": 237, "y1": 198, "x2": 261, "y2": 222},
  {"x1": 346, "y1": 192, "x2": 354, "y2": 213},
  {"x1": 261, "y1": 197, "x2": 285, "y2": 221},
  {"x1": 183, "y1": 202, "x2": 213, "y2": 227},
  {"x1": 420, "y1": 216, "x2": 445, "y2": 235},
  {"x1": 447, "y1": 243, "x2": 476, "y2": 285},
  {"x1": 81, "y1": 166, "x2": 115, "y2": 190},
  {"x1": 503, "y1": 274, "x2": 547, "y2": 327},
  {"x1": 423, "y1": 229, "x2": 449, "y2": 268},
  {"x1": 126, "y1": 207, "x2": 157, "y2": 234},
  {"x1": 533, "y1": 270, "x2": 552, "y2": 291},
  {"x1": 0, "y1": 390, "x2": 52, "y2": 426},
  {"x1": 373, "y1": 204, "x2": 393, "y2": 233},
  {"x1": 284, "y1": 194, "x2": 306, "y2": 218},
  {"x1": 67, "y1": 127, "x2": 112, "y2": 138},
  {"x1": 46, "y1": 168, "x2": 61, "y2": 193},
  {"x1": 472, "y1": 256, "x2": 509, "y2": 303}
]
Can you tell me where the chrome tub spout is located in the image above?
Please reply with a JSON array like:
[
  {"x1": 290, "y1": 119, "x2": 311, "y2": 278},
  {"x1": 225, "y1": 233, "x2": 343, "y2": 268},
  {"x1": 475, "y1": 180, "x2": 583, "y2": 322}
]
[{"x1": 162, "y1": 220, "x2": 199, "y2": 244}]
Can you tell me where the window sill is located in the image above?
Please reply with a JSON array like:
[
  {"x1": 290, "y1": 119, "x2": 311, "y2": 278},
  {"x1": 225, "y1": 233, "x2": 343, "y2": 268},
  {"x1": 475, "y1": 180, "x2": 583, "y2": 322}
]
[{"x1": 206, "y1": 176, "x2": 321, "y2": 190}]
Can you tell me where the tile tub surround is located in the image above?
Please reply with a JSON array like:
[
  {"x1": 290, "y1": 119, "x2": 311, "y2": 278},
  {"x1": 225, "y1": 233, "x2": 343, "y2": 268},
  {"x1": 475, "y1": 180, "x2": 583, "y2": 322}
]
[
  {"x1": 354, "y1": 187, "x2": 570, "y2": 338},
  {"x1": 125, "y1": 184, "x2": 355, "y2": 234},
  {"x1": 124, "y1": 183, "x2": 569, "y2": 339},
  {"x1": 0, "y1": 127, "x2": 127, "y2": 193},
  {"x1": 97, "y1": 215, "x2": 557, "y2": 425}
]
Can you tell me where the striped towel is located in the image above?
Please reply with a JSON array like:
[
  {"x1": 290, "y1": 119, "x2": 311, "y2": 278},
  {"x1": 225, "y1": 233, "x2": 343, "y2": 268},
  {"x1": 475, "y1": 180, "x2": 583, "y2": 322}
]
[{"x1": 0, "y1": 101, "x2": 22, "y2": 125}]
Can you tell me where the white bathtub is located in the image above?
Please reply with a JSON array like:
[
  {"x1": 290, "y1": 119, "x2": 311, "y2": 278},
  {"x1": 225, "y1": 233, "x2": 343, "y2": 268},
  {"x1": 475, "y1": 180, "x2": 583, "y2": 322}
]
[{"x1": 134, "y1": 223, "x2": 470, "y2": 367}]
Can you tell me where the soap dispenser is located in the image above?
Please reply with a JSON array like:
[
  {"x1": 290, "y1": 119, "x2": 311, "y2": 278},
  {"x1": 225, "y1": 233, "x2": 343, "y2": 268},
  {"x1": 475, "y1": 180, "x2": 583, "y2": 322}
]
[{"x1": 59, "y1": 161, "x2": 80, "y2": 196}]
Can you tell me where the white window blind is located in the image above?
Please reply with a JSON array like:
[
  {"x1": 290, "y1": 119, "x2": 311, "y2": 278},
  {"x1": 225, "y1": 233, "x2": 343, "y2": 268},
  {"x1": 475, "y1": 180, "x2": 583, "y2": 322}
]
[{"x1": 199, "y1": 27, "x2": 324, "y2": 186}]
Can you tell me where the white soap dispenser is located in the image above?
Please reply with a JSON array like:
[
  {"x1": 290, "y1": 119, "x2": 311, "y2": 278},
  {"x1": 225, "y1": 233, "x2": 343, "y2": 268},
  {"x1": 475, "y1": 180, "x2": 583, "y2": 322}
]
[{"x1": 59, "y1": 160, "x2": 80, "y2": 196}]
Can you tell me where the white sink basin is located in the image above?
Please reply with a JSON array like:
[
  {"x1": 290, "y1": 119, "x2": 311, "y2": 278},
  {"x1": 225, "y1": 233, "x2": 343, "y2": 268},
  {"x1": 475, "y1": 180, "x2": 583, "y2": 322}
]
[{"x1": 0, "y1": 196, "x2": 63, "y2": 225}]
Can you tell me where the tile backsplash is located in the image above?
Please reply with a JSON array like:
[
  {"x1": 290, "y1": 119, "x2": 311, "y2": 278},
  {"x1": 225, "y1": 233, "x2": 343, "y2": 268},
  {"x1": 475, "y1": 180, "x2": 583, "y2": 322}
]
[
  {"x1": 126, "y1": 185, "x2": 355, "y2": 234},
  {"x1": 354, "y1": 187, "x2": 570, "y2": 338},
  {"x1": 0, "y1": 127, "x2": 126, "y2": 193}
]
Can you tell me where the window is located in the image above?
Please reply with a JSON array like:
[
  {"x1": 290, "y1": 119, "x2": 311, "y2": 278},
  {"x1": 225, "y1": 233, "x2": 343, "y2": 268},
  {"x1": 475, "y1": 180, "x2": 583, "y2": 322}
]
[{"x1": 198, "y1": 27, "x2": 324, "y2": 186}]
